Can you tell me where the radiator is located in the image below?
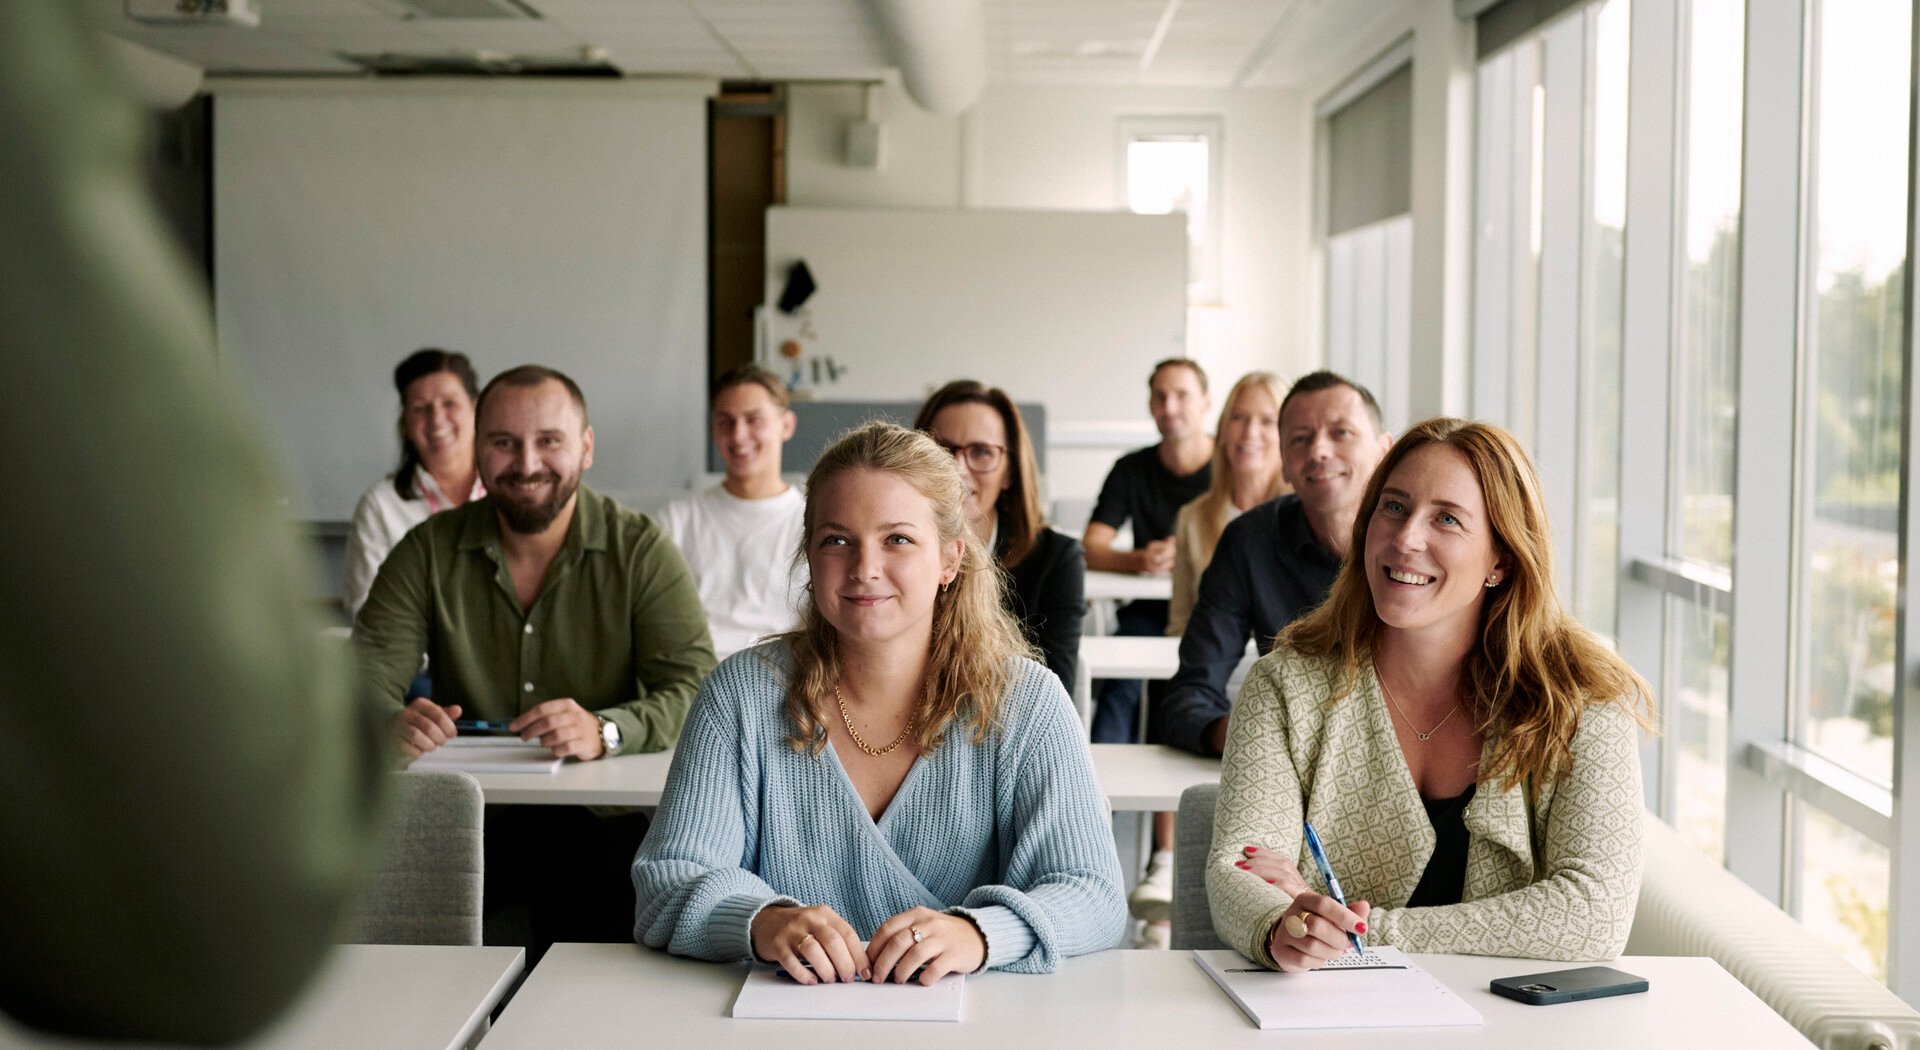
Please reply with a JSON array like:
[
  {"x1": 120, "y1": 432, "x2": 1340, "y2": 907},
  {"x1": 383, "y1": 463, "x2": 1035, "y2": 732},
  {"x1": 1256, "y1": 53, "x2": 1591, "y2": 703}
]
[{"x1": 1628, "y1": 811, "x2": 1920, "y2": 1049}]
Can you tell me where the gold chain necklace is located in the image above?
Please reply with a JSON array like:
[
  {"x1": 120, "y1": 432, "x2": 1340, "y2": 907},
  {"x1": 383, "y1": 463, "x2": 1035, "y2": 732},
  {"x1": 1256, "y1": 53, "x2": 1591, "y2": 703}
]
[
  {"x1": 834, "y1": 685, "x2": 916, "y2": 758},
  {"x1": 1377, "y1": 670, "x2": 1461, "y2": 742}
]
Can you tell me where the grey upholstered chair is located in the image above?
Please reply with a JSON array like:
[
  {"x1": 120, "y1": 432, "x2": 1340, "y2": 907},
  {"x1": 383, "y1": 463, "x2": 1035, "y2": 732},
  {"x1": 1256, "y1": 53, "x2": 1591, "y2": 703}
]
[
  {"x1": 1171, "y1": 782, "x2": 1227, "y2": 951},
  {"x1": 349, "y1": 770, "x2": 485, "y2": 946}
]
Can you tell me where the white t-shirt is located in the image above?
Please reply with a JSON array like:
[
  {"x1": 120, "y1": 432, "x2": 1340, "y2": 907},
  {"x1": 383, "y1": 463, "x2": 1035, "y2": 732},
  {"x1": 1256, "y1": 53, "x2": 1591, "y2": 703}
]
[
  {"x1": 656, "y1": 483, "x2": 807, "y2": 658},
  {"x1": 341, "y1": 470, "x2": 482, "y2": 617}
]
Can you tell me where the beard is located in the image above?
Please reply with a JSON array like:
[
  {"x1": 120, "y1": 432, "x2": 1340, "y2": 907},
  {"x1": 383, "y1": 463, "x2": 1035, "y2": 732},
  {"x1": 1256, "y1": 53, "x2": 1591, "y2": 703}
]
[{"x1": 491, "y1": 469, "x2": 579, "y2": 534}]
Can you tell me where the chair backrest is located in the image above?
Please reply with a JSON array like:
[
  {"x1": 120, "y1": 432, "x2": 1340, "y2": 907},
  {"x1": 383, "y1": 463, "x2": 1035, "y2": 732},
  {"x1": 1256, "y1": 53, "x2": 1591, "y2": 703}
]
[
  {"x1": 1172, "y1": 782, "x2": 1228, "y2": 951},
  {"x1": 349, "y1": 770, "x2": 484, "y2": 946}
]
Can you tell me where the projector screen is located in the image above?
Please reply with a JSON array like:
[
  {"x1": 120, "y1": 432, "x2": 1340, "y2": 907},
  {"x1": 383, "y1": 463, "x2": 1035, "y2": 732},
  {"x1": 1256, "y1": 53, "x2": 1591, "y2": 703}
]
[{"x1": 213, "y1": 80, "x2": 710, "y2": 521}]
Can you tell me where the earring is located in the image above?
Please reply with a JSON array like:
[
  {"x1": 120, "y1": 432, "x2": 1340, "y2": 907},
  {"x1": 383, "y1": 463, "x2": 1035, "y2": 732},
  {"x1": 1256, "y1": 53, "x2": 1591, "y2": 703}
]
[
  {"x1": 1485, "y1": 575, "x2": 1499, "y2": 588},
  {"x1": 941, "y1": 577, "x2": 952, "y2": 594}
]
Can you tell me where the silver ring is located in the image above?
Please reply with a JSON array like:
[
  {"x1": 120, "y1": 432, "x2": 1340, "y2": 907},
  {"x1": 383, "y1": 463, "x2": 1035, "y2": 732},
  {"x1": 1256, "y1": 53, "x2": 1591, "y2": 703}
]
[{"x1": 910, "y1": 925, "x2": 925, "y2": 944}]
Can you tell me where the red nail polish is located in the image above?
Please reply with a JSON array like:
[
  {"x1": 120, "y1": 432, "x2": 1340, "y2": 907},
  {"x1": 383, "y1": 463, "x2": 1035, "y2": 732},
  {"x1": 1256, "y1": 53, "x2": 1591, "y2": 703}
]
[
  {"x1": 1265, "y1": 879, "x2": 1275, "y2": 884},
  {"x1": 1354, "y1": 922, "x2": 1367, "y2": 934},
  {"x1": 1235, "y1": 861, "x2": 1249, "y2": 869},
  {"x1": 1245, "y1": 846, "x2": 1259, "y2": 853}
]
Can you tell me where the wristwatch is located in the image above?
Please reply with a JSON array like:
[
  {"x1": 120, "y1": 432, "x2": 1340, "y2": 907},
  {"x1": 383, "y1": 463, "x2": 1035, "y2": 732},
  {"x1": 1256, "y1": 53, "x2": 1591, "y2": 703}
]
[{"x1": 596, "y1": 715, "x2": 623, "y2": 758}]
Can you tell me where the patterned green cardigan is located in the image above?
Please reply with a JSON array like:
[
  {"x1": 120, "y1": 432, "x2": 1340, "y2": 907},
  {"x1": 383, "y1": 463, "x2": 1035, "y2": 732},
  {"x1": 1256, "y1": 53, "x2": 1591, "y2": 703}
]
[{"x1": 1207, "y1": 643, "x2": 1645, "y2": 968}]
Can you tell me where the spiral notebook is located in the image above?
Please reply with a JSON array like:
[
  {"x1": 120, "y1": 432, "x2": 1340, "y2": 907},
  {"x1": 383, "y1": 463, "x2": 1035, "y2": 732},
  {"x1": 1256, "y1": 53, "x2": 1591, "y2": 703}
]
[{"x1": 1193, "y1": 946, "x2": 1481, "y2": 1031}]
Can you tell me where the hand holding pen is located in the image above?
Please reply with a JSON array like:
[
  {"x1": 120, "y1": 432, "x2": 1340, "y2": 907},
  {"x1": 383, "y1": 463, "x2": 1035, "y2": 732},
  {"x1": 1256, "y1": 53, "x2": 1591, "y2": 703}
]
[{"x1": 1249, "y1": 822, "x2": 1370, "y2": 973}]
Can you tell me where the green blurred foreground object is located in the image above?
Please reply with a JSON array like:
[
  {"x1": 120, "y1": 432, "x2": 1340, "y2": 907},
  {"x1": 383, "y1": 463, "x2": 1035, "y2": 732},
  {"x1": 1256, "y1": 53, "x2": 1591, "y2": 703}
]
[{"x1": 0, "y1": 1, "x2": 387, "y2": 1043}]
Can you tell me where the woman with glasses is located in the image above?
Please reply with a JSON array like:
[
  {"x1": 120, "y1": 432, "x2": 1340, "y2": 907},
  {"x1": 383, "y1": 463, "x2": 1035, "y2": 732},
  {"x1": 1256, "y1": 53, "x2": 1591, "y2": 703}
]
[
  {"x1": 1167, "y1": 371, "x2": 1290, "y2": 637},
  {"x1": 632, "y1": 423, "x2": 1125, "y2": 982},
  {"x1": 913, "y1": 381, "x2": 1085, "y2": 691}
]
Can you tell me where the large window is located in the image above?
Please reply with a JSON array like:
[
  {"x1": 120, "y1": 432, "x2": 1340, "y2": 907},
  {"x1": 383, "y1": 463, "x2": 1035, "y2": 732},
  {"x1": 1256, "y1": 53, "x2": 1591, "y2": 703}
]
[
  {"x1": 1469, "y1": 0, "x2": 1627, "y2": 631},
  {"x1": 1665, "y1": 0, "x2": 1743, "y2": 862},
  {"x1": 1477, "y1": 0, "x2": 1920, "y2": 997},
  {"x1": 1786, "y1": 0, "x2": 1911, "y2": 979},
  {"x1": 1119, "y1": 116, "x2": 1222, "y2": 303}
]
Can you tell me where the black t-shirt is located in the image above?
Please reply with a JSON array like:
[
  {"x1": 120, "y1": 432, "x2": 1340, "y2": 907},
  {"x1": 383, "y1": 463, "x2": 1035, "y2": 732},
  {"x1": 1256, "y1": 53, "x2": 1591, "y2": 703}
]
[{"x1": 1088, "y1": 445, "x2": 1212, "y2": 547}]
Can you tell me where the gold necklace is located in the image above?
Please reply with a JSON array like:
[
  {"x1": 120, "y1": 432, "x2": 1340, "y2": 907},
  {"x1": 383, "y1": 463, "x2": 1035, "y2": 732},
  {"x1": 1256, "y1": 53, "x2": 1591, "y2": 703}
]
[
  {"x1": 834, "y1": 685, "x2": 916, "y2": 757},
  {"x1": 1377, "y1": 670, "x2": 1460, "y2": 742}
]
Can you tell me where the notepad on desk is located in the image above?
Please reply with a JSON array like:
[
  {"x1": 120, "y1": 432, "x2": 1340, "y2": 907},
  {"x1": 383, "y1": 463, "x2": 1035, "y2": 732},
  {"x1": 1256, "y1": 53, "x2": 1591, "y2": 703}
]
[
  {"x1": 731, "y1": 964, "x2": 965, "y2": 1022},
  {"x1": 1193, "y1": 946, "x2": 1481, "y2": 1031},
  {"x1": 410, "y1": 743, "x2": 563, "y2": 775}
]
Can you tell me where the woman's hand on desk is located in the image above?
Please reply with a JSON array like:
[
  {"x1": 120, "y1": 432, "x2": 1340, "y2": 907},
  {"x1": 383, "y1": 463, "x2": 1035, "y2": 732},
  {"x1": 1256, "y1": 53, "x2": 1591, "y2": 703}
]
[
  {"x1": 396, "y1": 699, "x2": 462, "y2": 760},
  {"x1": 752, "y1": 904, "x2": 870, "y2": 985},
  {"x1": 869, "y1": 907, "x2": 986, "y2": 985}
]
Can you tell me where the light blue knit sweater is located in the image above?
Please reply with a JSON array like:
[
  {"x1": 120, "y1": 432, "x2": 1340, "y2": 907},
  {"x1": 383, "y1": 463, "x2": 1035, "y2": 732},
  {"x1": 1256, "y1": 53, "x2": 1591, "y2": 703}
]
[{"x1": 631, "y1": 641, "x2": 1128, "y2": 972}]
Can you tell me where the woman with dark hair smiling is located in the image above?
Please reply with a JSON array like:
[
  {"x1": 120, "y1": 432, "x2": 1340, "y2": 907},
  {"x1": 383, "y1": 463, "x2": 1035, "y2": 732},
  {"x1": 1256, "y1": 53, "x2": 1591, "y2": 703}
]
[
  {"x1": 341, "y1": 347, "x2": 483, "y2": 617},
  {"x1": 1212, "y1": 418, "x2": 1655, "y2": 971},
  {"x1": 914, "y1": 380, "x2": 1085, "y2": 691},
  {"x1": 633, "y1": 422, "x2": 1124, "y2": 983}
]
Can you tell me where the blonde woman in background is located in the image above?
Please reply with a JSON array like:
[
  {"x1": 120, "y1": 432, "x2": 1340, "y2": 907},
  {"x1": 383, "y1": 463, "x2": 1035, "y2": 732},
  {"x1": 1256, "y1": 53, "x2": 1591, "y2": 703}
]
[{"x1": 1166, "y1": 371, "x2": 1290, "y2": 637}]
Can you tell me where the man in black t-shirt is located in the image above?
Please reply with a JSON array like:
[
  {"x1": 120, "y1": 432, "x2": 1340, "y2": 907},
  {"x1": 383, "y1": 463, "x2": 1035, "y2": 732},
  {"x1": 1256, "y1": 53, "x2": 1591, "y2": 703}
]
[{"x1": 1082, "y1": 357, "x2": 1214, "y2": 744}]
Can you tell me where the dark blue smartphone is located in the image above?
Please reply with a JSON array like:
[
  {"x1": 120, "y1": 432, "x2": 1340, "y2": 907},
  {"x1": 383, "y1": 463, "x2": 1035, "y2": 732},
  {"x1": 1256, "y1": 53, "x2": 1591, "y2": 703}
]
[
  {"x1": 1490, "y1": 966, "x2": 1648, "y2": 1005},
  {"x1": 453, "y1": 718, "x2": 518, "y2": 736}
]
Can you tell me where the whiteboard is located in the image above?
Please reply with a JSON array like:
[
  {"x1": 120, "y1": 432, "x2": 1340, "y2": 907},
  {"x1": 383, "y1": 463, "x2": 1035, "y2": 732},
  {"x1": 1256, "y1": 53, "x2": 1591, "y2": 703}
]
[
  {"x1": 762, "y1": 207, "x2": 1187, "y2": 424},
  {"x1": 213, "y1": 81, "x2": 710, "y2": 521}
]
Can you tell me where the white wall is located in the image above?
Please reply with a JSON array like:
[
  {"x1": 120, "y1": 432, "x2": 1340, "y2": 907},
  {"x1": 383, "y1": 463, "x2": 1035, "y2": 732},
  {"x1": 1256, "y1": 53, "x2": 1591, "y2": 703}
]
[{"x1": 785, "y1": 80, "x2": 1315, "y2": 502}]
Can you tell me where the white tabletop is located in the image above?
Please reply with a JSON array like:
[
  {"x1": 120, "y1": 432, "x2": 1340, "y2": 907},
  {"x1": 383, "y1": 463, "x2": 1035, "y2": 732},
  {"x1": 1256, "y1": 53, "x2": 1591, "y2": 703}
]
[
  {"x1": 246, "y1": 944, "x2": 524, "y2": 1050},
  {"x1": 480, "y1": 945, "x2": 1812, "y2": 1049},
  {"x1": 0, "y1": 944, "x2": 528, "y2": 1050},
  {"x1": 1072, "y1": 633, "x2": 1184, "y2": 727},
  {"x1": 1084, "y1": 569, "x2": 1175, "y2": 603},
  {"x1": 456, "y1": 743, "x2": 1214, "y2": 812}
]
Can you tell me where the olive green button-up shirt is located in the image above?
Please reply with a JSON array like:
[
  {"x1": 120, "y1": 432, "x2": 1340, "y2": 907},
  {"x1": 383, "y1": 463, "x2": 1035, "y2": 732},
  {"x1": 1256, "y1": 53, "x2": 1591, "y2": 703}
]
[{"x1": 355, "y1": 486, "x2": 716, "y2": 754}]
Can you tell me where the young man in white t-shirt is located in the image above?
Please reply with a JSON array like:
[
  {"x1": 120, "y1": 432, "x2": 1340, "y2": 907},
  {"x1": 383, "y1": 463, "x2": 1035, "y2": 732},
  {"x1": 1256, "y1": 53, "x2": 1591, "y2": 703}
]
[{"x1": 657, "y1": 366, "x2": 807, "y2": 659}]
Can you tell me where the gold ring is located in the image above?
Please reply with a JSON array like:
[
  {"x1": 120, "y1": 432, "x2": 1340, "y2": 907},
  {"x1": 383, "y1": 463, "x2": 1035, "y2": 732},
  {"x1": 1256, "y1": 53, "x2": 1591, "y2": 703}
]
[
  {"x1": 1284, "y1": 913, "x2": 1310, "y2": 939},
  {"x1": 910, "y1": 925, "x2": 925, "y2": 944},
  {"x1": 796, "y1": 933, "x2": 816, "y2": 949}
]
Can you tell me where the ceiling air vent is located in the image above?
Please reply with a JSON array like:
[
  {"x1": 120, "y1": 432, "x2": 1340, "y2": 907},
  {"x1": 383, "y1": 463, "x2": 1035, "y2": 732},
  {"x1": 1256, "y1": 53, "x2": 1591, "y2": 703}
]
[{"x1": 391, "y1": 0, "x2": 543, "y2": 19}]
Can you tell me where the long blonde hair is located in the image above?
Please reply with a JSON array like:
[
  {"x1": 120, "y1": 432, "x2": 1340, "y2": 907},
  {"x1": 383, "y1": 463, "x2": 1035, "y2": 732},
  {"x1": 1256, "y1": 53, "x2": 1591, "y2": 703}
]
[
  {"x1": 780, "y1": 422, "x2": 1034, "y2": 754},
  {"x1": 1184, "y1": 371, "x2": 1290, "y2": 565},
  {"x1": 1284, "y1": 417, "x2": 1655, "y2": 792}
]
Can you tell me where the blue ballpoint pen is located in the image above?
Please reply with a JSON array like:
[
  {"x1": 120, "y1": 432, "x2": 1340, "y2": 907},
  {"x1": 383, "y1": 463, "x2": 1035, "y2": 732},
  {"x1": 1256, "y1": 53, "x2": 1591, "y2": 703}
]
[{"x1": 1301, "y1": 821, "x2": 1364, "y2": 956}]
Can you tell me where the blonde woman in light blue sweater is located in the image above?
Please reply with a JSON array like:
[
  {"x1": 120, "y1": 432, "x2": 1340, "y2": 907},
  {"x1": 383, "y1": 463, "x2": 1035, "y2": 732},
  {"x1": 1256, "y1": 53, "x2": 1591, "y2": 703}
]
[{"x1": 633, "y1": 423, "x2": 1127, "y2": 985}]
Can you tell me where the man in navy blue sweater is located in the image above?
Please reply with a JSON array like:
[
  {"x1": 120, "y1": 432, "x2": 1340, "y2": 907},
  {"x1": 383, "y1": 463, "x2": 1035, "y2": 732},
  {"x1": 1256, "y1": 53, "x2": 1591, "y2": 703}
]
[{"x1": 1154, "y1": 372, "x2": 1393, "y2": 756}]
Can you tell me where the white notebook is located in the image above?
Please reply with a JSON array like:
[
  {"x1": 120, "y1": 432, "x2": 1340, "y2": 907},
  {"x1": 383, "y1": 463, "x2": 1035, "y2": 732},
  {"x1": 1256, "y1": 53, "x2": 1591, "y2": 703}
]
[
  {"x1": 409, "y1": 744, "x2": 562, "y2": 775},
  {"x1": 731, "y1": 964, "x2": 965, "y2": 1022},
  {"x1": 1193, "y1": 947, "x2": 1482, "y2": 1031}
]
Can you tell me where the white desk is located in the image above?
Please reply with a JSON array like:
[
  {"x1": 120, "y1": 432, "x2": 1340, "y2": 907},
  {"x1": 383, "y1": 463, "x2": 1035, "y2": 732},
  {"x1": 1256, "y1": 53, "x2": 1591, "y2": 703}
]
[
  {"x1": 1072, "y1": 633, "x2": 1183, "y2": 730},
  {"x1": 247, "y1": 944, "x2": 524, "y2": 1050},
  {"x1": 454, "y1": 743, "x2": 1214, "y2": 813},
  {"x1": 0, "y1": 945, "x2": 527, "y2": 1050},
  {"x1": 481, "y1": 945, "x2": 1812, "y2": 1048},
  {"x1": 1084, "y1": 570, "x2": 1174, "y2": 603}
]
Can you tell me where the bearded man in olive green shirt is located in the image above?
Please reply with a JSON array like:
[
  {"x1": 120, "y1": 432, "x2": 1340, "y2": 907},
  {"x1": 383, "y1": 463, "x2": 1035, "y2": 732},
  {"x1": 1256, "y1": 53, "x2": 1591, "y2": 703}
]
[
  {"x1": 355, "y1": 364, "x2": 714, "y2": 948},
  {"x1": 356, "y1": 365, "x2": 714, "y2": 758}
]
